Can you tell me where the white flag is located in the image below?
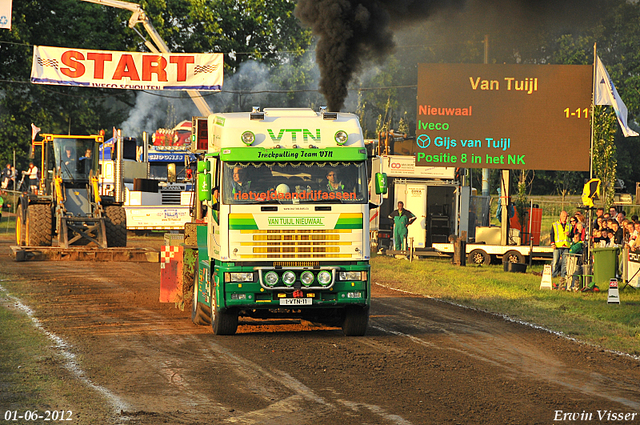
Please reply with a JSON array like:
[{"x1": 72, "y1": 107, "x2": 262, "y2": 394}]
[
  {"x1": 595, "y1": 55, "x2": 638, "y2": 137},
  {"x1": 0, "y1": 0, "x2": 12, "y2": 30},
  {"x1": 31, "y1": 123, "x2": 41, "y2": 142}
]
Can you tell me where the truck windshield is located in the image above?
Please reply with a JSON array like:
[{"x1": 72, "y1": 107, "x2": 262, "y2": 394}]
[
  {"x1": 149, "y1": 163, "x2": 190, "y2": 181},
  {"x1": 54, "y1": 138, "x2": 95, "y2": 181},
  {"x1": 222, "y1": 161, "x2": 368, "y2": 204}
]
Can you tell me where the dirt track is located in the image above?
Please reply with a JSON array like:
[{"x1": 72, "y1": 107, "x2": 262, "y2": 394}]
[{"x1": 1, "y1": 235, "x2": 639, "y2": 425}]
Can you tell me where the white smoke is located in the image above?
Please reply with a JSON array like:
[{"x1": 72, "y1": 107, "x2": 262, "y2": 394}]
[
  {"x1": 117, "y1": 53, "x2": 327, "y2": 140},
  {"x1": 118, "y1": 91, "x2": 199, "y2": 138}
]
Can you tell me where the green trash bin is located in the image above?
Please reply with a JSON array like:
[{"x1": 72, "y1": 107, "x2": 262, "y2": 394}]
[{"x1": 592, "y1": 247, "x2": 619, "y2": 286}]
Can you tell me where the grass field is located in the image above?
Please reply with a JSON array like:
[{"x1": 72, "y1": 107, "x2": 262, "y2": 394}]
[{"x1": 372, "y1": 254, "x2": 640, "y2": 356}]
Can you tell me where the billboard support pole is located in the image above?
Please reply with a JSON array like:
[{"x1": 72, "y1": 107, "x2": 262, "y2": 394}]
[
  {"x1": 482, "y1": 34, "x2": 491, "y2": 201},
  {"x1": 500, "y1": 169, "x2": 510, "y2": 246}
]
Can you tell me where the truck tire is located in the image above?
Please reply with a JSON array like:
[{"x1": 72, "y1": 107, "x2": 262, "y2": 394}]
[
  {"x1": 26, "y1": 204, "x2": 52, "y2": 247},
  {"x1": 503, "y1": 250, "x2": 525, "y2": 264},
  {"x1": 191, "y1": 274, "x2": 211, "y2": 326},
  {"x1": 467, "y1": 249, "x2": 490, "y2": 265},
  {"x1": 104, "y1": 205, "x2": 127, "y2": 247},
  {"x1": 210, "y1": 286, "x2": 238, "y2": 335},
  {"x1": 342, "y1": 306, "x2": 369, "y2": 336}
]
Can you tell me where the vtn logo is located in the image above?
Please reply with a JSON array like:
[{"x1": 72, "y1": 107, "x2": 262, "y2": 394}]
[
  {"x1": 268, "y1": 129, "x2": 321, "y2": 142},
  {"x1": 417, "y1": 134, "x2": 431, "y2": 148}
]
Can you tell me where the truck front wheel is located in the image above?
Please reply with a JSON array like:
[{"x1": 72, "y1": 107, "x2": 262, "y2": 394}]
[
  {"x1": 342, "y1": 306, "x2": 369, "y2": 336},
  {"x1": 210, "y1": 286, "x2": 238, "y2": 335}
]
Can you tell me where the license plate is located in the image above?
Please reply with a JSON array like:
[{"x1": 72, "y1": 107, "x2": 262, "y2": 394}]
[{"x1": 279, "y1": 298, "x2": 312, "y2": 306}]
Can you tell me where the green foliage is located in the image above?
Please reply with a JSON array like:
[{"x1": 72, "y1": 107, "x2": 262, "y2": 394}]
[
  {"x1": 593, "y1": 106, "x2": 618, "y2": 207},
  {"x1": 513, "y1": 170, "x2": 532, "y2": 228},
  {"x1": 159, "y1": 0, "x2": 311, "y2": 72},
  {"x1": 0, "y1": 0, "x2": 312, "y2": 170}
]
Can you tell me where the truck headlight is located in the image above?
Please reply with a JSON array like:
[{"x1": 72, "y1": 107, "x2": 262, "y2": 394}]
[
  {"x1": 282, "y1": 271, "x2": 296, "y2": 286},
  {"x1": 264, "y1": 271, "x2": 279, "y2": 286},
  {"x1": 228, "y1": 272, "x2": 255, "y2": 282},
  {"x1": 300, "y1": 271, "x2": 314, "y2": 286},
  {"x1": 338, "y1": 271, "x2": 366, "y2": 281},
  {"x1": 334, "y1": 130, "x2": 348, "y2": 146},
  {"x1": 317, "y1": 270, "x2": 332, "y2": 286},
  {"x1": 241, "y1": 131, "x2": 255, "y2": 146}
]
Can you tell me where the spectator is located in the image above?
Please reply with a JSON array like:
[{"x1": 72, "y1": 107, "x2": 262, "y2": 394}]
[
  {"x1": 0, "y1": 191, "x2": 4, "y2": 220},
  {"x1": 616, "y1": 210, "x2": 626, "y2": 224},
  {"x1": 623, "y1": 219, "x2": 634, "y2": 245},
  {"x1": 605, "y1": 229, "x2": 615, "y2": 246},
  {"x1": 610, "y1": 219, "x2": 623, "y2": 246},
  {"x1": 569, "y1": 216, "x2": 577, "y2": 230},
  {"x1": 630, "y1": 222, "x2": 640, "y2": 252},
  {"x1": 595, "y1": 216, "x2": 604, "y2": 231},
  {"x1": 9, "y1": 166, "x2": 16, "y2": 190},
  {"x1": 609, "y1": 206, "x2": 617, "y2": 219},
  {"x1": 23, "y1": 162, "x2": 39, "y2": 193},
  {"x1": 569, "y1": 215, "x2": 585, "y2": 241},
  {"x1": 593, "y1": 207, "x2": 604, "y2": 229},
  {"x1": 567, "y1": 233, "x2": 584, "y2": 291},
  {"x1": 550, "y1": 210, "x2": 572, "y2": 288},
  {"x1": 0, "y1": 164, "x2": 10, "y2": 189},
  {"x1": 574, "y1": 221, "x2": 586, "y2": 242},
  {"x1": 600, "y1": 218, "x2": 608, "y2": 233},
  {"x1": 592, "y1": 228, "x2": 606, "y2": 247},
  {"x1": 388, "y1": 201, "x2": 416, "y2": 253}
]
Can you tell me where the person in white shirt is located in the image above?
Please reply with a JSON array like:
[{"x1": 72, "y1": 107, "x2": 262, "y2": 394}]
[{"x1": 24, "y1": 162, "x2": 39, "y2": 193}]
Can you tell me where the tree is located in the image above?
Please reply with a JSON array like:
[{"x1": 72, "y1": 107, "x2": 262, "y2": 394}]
[
  {"x1": 0, "y1": 0, "x2": 313, "y2": 171},
  {"x1": 592, "y1": 106, "x2": 618, "y2": 207}
]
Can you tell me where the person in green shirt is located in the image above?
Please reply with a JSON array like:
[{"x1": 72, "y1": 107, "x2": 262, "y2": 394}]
[
  {"x1": 566, "y1": 233, "x2": 584, "y2": 291},
  {"x1": 388, "y1": 201, "x2": 416, "y2": 251},
  {"x1": 0, "y1": 192, "x2": 4, "y2": 220}
]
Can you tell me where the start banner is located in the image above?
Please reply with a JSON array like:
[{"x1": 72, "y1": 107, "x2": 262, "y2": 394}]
[{"x1": 31, "y1": 45, "x2": 223, "y2": 91}]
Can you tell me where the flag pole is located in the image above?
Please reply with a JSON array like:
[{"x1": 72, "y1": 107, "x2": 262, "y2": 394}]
[
  {"x1": 590, "y1": 43, "x2": 596, "y2": 180},
  {"x1": 586, "y1": 43, "x2": 597, "y2": 282}
]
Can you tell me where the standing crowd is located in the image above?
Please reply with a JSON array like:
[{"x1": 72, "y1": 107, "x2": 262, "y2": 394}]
[
  {"x1": 551, "y1": 206, "x2": 639, "y2": 292},
  {"x1": 0, "y1": 162, "x2": 39, "y2": 193}
]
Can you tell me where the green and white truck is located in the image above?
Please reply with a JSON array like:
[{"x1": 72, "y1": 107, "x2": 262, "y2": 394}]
[{"x1": 190, "y1": 107, "x2": 386, "y2": 336}]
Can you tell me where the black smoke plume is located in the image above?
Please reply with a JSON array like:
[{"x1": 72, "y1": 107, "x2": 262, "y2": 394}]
[{"x1": 295, "y1": 0, "x2": 606, "y2": 112}]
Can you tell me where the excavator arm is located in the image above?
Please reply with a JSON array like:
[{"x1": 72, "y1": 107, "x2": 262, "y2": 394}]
[{"x1": 79, "y1": 0, "x2": 214, "y2": 116}]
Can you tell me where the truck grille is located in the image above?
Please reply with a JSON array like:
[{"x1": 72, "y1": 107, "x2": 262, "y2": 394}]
[
  {"x1": 161, "y1": 191, "x2": 182, "y2": 205},
  {"x1": 236, "y1": 229, "x2": 355, "y2": 259},
  {"x1": 229, "y1": 213, "x2": 363, "y2": 260}
]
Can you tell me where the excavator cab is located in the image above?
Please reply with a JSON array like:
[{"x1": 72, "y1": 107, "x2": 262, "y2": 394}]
[
  {"x1": 51, "y1": 138, "x2": 99, "y2": 219},
  {"x1": 54, "y1": 139, "x2": 97, "y2": 183}
]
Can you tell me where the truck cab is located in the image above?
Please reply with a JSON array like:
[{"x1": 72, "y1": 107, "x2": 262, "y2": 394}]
[{"x1": 191, "y1": 107, "x2": 378, "y2": 336}]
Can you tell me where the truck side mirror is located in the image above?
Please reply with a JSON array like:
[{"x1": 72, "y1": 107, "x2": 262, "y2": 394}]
[
  {"x1": 197, "y1": 160, "x2": 210, "y2": 173},
  {"x1": 198, "y1": 172, "x2": 212, "y2": 202},
  {"x1": 375, "y1": 172, "x2": 387, "y2": 195}
]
